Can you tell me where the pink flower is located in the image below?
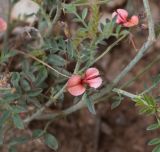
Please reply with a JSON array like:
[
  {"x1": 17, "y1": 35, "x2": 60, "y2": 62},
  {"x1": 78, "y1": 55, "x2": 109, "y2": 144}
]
[
  {"x1": 67, "y1": 68, "x2": 102, "y2": 96},
  {"x1": 112, "y1": 9, "x2": 139, "y2": 27},
  {"x1": 0, "y1": 18, "x2": 7, "y2": 32}
]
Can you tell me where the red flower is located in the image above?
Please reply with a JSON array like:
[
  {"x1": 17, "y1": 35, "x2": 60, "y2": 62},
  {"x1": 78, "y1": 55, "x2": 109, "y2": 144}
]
[
  {"x1": 0, "y1": 18, "x2": 7, "y2": 32},
  {"x1": 67, "y1": 68, "x2": 102, "y2": 96},
  {"x1": 112, "y1": 9, "x2": 139, "y2": 27}
]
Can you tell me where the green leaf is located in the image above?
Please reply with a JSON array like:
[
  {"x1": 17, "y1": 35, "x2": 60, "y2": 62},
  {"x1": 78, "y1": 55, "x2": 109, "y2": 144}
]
[
  {"x1": 43, "y1": 39, "x2": 59, "y2": 53},
  {"x1": 84, "y1": 94, "x2": 96, "y2": 115},
  {"x1": 147, "y1": 123, "x2": 160, "y2": 131},
  {"x1": 27, "y1": 88, "x2": 42, "y2": 97},
  {"x1": 143, "y1": 95, "x2": 156, "y2": 107},
  {"x1": 0, "y1": 127, "x2": 4, "y2": 145},
  {"x1": 111, "y1": 99, "x2": 122, "y2": 110},
  {"x1": 3, "y1": 93, "x2": 21, "y2": 102},
  {"x1": 153, "y1": 145, "x2": 160, "y2": 152},
  {"x1": 0, "y1": 51, "x2": 16, "y2": 63},
  {"x1": 82, "y1": 8, "x2": 88, "y2": 20},
  {"x1": 0, "y1": 111, "x2": 10, "y2": 127},
  {"x1": 74, "y1": 0, "x2": 87, "y2": 3},
  {"x1": 9, "y1": 136, "x2": 30, "y2": 146},
  {"x1": 139, "y1": 107, "x2": 155, "y2": 115},
  {"x1": 11, "y1": 72, "x2": 20, "y2": 90},
  {"x1": 8, "y1": 146, "x2": 17, "y2": 152},
  {"x1": 148, "y1": 138, "x2": 160, "y2": 145},
  {"x1": 44, "y1": 133, "x2": 58, "y2": 150},
  {"x1": 48, "y1": 54, "x2": 66, "y2": 67},
  {"x1": 12, "y1": 114, "x2": 24, "y2": 129},
  {"x1": 35, "y1": 67, "x2": 48, "y2": 86},
  {"x1": 20, "y1": 79, "x2": 31, "y2": 92},
  {"x1": 64, "y1": 4, "x2": 76, "y2": 13},
  {"x1": 66, "y1": 40, "x2": 76, "y2": 59},
  {"x1": 10, "y1": 105, "x2": 26, "y2": 113},
  {"x1": 116, "y1": 25, "x2": 121, "y2": 35},
  {"x1": 22, "y1": 60, "x2": 30, "y2": 73},
  {"x1": 32, "y1": 129, "x2": 44, "y2": 138}
]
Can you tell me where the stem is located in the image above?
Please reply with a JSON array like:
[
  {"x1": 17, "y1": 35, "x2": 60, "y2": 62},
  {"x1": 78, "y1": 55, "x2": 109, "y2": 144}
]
[
  {"x1": 24, "y1": 83, "x2": 67, "y2": 124},
  {"x1": 93, "y1": 33, "x2": 127, "y2": 64},
  {"x1": 70, "y1": 0, "x2": 111, "y2": 7},
  {"x1": 120, "y1": 54, "x2": 160, "y2": 89},
  {"x1": 143, "y1": 0, "x2": 155, "y2": 41},
  {"x1": 15, "y1": 50, "x2": 70, "y2": 78},
  {"x1": 79, "y1": 33, "x2": 128, "y2": 73},
  {"x1": 112, "y1": 88, "x2": 137, "y2": 99},
  {"x1": 140, "y1": 80, "x2": 160, "y2": 95},
  {"x1": 74, "y1": 57, "x2": 81, "y2": 74}
]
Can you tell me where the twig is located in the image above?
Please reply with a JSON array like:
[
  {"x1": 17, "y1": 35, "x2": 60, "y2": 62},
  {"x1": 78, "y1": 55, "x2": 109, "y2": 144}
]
[
  {"x1": 140, "y1": 79, "x2": 160, "y2": 95},
  {"x1": 112, "y1": 88, "x2": 137, "y2": 99},
  {"x1": 15, "y1": 50, "x2": 70, "y2": 78},
  {"x1": 24, "y1": 83, "x2": 67, "y2": 124},
  {"x1": 93, "y1": 33, "x2": 128, "y2": 64},
  {"x1": 79, "y1": 33, "x2": 128, "y2": 73},
  {"x1": 120, "y1": 54, "x2": 160, "y2": 89}
]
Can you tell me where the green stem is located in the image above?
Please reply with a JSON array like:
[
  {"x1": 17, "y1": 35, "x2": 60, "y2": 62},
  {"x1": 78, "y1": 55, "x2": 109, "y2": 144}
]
[
  {"x1": 112, "y1": 88, "x2": 137, "y2": 99},
  {"x1": 79, "y1": 33, "x2": 128, "y2": 73},
  {"x1": 71, "y1": 0, "x2": 111, "y2": 7},
  {"x1": 74, "y1": 57, "x2": 81, "y2": 74},
  {"x1": 93, "y1": 33, "x2": 127, "y2": 64},
  {"x1": 24, "y1": 83, "x2": 67, "y2": 124}
]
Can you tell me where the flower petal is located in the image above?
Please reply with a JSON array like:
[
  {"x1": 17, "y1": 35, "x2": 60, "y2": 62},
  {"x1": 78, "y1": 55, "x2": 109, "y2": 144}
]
[
  {"x1": 123, "y1": 15, "x2": 139, "y2": 27},
  {"x1": 112, "y1": 9, "x2": 128, "y2": 24},
  {"x1": 67, "y1": 75, "x2": 82, "y2": 88},
  {"x1": 0, "y1": 18, "x2": 7, "y2": 32},
  {"x1": 86, "y1": 77, "x2": 102, "y2": 89},
  {"x1": 67, "y1": 84, "x2": 86, "y2": 96},
  {"x1": 85, "y1": 68, "x2": 100, "y2": 80},
  {"x1": 67, "y1": 75, "x2": 85, "y2": 96}
]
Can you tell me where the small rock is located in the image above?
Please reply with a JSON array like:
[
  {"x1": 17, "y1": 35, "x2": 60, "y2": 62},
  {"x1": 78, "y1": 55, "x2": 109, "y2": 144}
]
[{"x1": 11, "y1": 0, "x2": 40, "y2": 25}]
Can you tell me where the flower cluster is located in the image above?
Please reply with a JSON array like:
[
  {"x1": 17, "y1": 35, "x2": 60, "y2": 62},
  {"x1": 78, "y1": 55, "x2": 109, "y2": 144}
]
[
  {"x1": 67, "y1": 68, "x2": 102, "y2": 96},
  {"x1": 112, "y1": 9, "x2": 139, "y2": 27}
]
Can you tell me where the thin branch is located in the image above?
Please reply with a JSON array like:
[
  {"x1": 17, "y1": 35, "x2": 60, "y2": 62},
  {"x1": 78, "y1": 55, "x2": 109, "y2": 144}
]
[
  {"x1": 120, "y1": 54, "x2": 160, "y2": 89},
  {"x1": 15, "y1": 50, "x2": 70, "y2": 78},
  {"x1": 79, "y1": 33, "x2": 128, "y2": 73},
  {"x1": 140, "y1": 79, "x2": 160, "y2": 95},
  {"x1": 24, "y1": 83, "x2": 67, "y2": 124},
  {"x1": 112, "y1": 88, "x2": 137, "y2": 99},
  {"x1": 93, "y1": 33, "x2": 128, "y2": 64}
]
